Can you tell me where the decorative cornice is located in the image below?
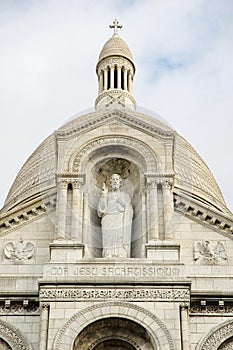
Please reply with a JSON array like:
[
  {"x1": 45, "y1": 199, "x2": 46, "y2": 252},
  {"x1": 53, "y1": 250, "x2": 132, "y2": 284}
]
[
  {"x1": 0, "y1": 196, "x2": 56, "y2": 236},
  {"x1": 0, "y1": 300, "x2": 39, "y2": 315},
  {"x1": 55, "y1": 110, "x2": 175, "y2": 140},
  {"x1": 191, "y1": 300, "x2": 233, "y2": 315},
  {"x1": 174, "y1": 193, "x2": 233, "y2": 238}
]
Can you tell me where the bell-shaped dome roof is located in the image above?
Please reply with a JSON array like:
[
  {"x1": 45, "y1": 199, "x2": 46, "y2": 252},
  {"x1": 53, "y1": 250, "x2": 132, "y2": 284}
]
[
  {"x1": 0, "y1": 109, "x2": 230, "y2": 217},
  {"x1": 98, "y1": 33, "x2": 134, "y2": 63}
]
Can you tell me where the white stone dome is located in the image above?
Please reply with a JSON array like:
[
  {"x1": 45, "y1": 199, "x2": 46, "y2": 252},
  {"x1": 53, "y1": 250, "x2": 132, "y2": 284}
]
[{"x1": 1, "y1": 109, "x2": 230, "y2": 216}]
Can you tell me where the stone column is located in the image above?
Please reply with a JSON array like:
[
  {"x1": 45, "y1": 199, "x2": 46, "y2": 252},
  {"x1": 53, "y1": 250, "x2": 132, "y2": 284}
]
[
  {"x1": 82, "y1": 192, "x2": 89, "y2": 248},
  {"x1": 110, "y1": 66, "x2": 114, "y2": 89},
  {"x1": 117, "y1": 66, "x2": 122, "y2": 89},
  {"x1": 141, "y1": 191, "x2": 147, "y2": 255},
  {"x1": 99, "y1": 70, "x2": 103, "y2": 93},
  {"x1": 163, "y1": 180, "x2": 174, "y2": 239},
  {"x1": 128, "y1": 72, "x2": 132, "y2": 93},
  {"x1": 180, "y1": 303, "x2": 190, "y2": 350},
  {"x1": 146, "y1": 177, "x2": 159, "y2": 241},
  {"x1": 124, "y1": 68, "x2": 128, "y2": 91},
  {"x1": 104, "y1": 69, "x2": 108, "y2": 90},
  {"x1": 57, "y1": 180, "x2": 68, "y2": 239},
  {"x1": 39, "y1": 304, "x2": 49, "y2": 350},
  {"x1": 71, "y1": 180, "x2": 82, "y2": 241}
]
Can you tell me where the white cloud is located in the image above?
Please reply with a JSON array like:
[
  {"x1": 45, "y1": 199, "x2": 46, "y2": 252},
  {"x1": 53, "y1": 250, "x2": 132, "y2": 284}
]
[{"x1": 0, "y1": 0, "x2": 232, "y2": 212}]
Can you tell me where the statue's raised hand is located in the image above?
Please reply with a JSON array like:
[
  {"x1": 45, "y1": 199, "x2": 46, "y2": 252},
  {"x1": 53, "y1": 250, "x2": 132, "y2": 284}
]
[{"x1": 102, "y1": 182, "x2": 108, "y2": 194}]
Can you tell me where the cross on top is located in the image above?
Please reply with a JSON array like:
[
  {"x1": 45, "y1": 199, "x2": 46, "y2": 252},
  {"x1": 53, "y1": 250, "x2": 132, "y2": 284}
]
[{"x1": 109, "y1": 19, "x2": 122, "y2": 35}]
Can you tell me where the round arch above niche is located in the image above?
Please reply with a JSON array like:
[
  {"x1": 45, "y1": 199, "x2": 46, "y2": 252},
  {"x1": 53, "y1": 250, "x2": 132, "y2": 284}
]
[
  {"x1": 73, "y1": 317, "x2": 153, "y2": 350},
  {"x1": 69, "y1": 135, "x2": 160, "y2": 174},
  {"x1": 53, "y1": 301, "x2": 175, "y2": 350},
  {"x1": 196, "y1": 319, "x2": 233, "y2": 350}
]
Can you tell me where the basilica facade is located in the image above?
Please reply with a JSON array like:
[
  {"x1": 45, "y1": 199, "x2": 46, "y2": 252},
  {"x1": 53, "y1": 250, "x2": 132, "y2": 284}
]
[{"x1": 0, "y1": 20, "x2": 233, "y2": 350}]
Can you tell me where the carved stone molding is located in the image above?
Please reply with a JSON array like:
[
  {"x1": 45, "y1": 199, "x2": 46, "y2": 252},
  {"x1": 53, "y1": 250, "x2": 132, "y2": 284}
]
[
  {"x1": 40, "y1": 287, "x2": 190, "y2": 301},
  {"x1": 0, "y1": 319, "x2": 33, "y2": 350},
  {"x1": 53, "y1": 301, "x2": 175, "y2": 350},
  {"x1": 0, "y1": 196, "x2": 56, "y2": 236},
  {"x1": 97, "y1": 57, "x2": 134, "y2": 73},
  {"x1": 196, "y1": 320, "x2": 233, "y2": 350},
  {"x1": 71, "y1": 135, "x2": 158, "y2": 174},
  {"x1": 56, "y1": 110, "x2": 175, "y2": 139},
  {"x1": 57, "y1": 174, "x2": 86, "y2": 189},
  {"x1": 145, "y1": 174, "x2": 174, "y2": 188},
  {"x1": 190, "y1": 301, "x2": 233, "y2": 314},
  {"x1": 174, "y1": 194, "x2": 233, "y2": 238},
  {"x1": 0, "y1": 301, "x2": 39, "y2": 314}
]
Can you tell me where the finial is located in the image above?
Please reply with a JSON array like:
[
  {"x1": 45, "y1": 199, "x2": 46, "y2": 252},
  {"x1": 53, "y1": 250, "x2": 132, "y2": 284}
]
[{"x1": 109, "y1": 19, "x2": 122, "y2": 35}]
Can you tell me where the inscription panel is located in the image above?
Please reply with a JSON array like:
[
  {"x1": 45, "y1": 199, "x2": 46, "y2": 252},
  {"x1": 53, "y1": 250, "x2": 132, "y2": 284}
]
[{"x1": 43, "y1": 262, "x2": 185, "y2": 281}]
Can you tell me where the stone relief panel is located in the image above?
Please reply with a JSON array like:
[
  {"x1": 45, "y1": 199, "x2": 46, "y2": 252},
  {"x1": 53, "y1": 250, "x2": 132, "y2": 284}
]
[
  {"x1": 193, "y1": 241, "x2": 227, "y2": 265},
  {"x1": 3, "y1": 238, "x2": 35, "y2": 263}
]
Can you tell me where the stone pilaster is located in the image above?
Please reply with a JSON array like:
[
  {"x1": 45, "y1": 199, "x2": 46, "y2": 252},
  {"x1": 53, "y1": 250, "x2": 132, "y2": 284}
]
[
  {"x1": 39, "y1": 303, "x2": 49, "y2": 350},
  {"x1": 71, "y1": 178, "x2": 84, "y2": 241},
  {"x1": 180, "y1": 303, "x2": 190, "y2": 350},
  {"x1": 163, "y1": 179, "x2": 174, "y2": 240},
  {"x1": 146, "y1": 175, "x2": 159, "y2": 242},
  {"x1": 56, "y1": 179, "x2": 68, "y2": 240}
]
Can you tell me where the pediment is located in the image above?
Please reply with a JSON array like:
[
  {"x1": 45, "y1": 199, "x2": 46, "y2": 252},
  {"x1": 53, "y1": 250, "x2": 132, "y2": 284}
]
[{"x1": 55, "y1": 108, "x2": 175, "y2": 141}]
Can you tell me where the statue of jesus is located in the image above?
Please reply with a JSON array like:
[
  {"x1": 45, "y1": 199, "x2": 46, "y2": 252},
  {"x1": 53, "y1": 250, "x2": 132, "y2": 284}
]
[{"x1": 97, "y1": 174, "x2": 133, "y2": 258}]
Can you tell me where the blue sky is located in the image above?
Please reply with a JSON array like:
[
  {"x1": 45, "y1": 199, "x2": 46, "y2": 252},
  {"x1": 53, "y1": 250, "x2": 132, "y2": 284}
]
[{"x1": 0, "y1": 0, "x2": 233, "y2": 212}]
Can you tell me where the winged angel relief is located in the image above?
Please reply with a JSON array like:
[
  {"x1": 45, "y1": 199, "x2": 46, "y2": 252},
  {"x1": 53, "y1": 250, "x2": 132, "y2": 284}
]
[
  {"x1": 194, "y1": 240, "x2": 227, "y2": 265},
  {"x1": 4, "y1": 238, "x2": 35, "y2": 261}
]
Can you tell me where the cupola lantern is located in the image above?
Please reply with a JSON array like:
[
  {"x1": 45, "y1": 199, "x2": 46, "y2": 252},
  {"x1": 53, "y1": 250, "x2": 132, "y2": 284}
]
[{"x1": 95, "y1": 20, "x2": 136, "y2": 110}]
